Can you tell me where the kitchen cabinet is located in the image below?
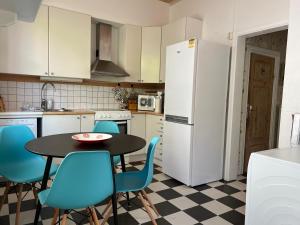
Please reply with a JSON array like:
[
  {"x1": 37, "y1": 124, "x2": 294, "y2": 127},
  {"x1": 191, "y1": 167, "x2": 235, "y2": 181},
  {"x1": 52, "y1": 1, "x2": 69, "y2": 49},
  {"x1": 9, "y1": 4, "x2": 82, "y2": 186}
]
[
  {"x1": 118, "y1": 24, "x2": 142, "y2": 82},
  {"x1": 141, "y1": 26, "x2": 162, "y2": 83},
  {"x1": 160, "y1": 17, "x2": 202, "y2": 83},
  {"x1": 49, "y1": 7, "x2": 91, "y2": 79},
  {"x1": 80, "y1": 114, "x2": 95, "y2": 132},
  {"x1": 42, "y1": 114, "x2": 95, "y2": 136},
  {"x1": 146, "y1": 115, "x2": 164, "y2": 162},
  {"x1": 129, "y1": 114, "x2": 146, "y2": 155},
  {"x1": 0, "y1": 5, "x2": 48, "y2": 76}
]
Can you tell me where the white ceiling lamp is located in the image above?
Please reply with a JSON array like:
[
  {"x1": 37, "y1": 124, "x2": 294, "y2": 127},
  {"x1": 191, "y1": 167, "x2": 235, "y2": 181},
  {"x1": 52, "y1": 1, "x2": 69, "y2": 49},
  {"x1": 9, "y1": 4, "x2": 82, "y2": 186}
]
[{"x1": 0, "y1": 9, "x2": 17, "y2": 27}]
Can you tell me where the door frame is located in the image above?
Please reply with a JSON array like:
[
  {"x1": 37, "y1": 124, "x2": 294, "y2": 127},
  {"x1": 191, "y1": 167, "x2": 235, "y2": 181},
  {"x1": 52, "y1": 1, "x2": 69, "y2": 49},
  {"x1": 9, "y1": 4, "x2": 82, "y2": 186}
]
[{"x1": 238, "y1": 45, "x2": 280, "y2": 174}]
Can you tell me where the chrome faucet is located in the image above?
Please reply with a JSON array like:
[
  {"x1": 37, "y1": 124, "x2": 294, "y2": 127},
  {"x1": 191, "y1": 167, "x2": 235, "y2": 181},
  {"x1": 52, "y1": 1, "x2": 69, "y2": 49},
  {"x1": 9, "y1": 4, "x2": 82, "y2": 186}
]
[{"x1": 41, "y1": 82, "x2": 56, "y2": 111}]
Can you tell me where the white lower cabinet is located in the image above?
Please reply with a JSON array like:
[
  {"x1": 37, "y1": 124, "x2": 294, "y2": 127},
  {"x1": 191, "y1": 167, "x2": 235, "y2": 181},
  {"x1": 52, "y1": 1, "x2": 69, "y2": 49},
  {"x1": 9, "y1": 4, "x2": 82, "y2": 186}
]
[
  {"x1": 42, "y1": 114, "x2": 95, "y2": 136},
  {"x1": 146, "y1": 115, "x2": 164, "y2": 162},
  {"x1": 80, "y1": 114, "x2": 95, "y2": 132},
  {"x1": 129, "y1": 114, "x2": 146, "y2": 155}
]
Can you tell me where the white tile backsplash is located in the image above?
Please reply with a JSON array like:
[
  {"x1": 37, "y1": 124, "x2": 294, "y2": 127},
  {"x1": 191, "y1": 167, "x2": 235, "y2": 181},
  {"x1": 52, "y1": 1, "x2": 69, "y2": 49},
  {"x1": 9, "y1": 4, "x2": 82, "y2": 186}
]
[{"x1": 0, "y1": 81, "x2": 120, "y2": 111}]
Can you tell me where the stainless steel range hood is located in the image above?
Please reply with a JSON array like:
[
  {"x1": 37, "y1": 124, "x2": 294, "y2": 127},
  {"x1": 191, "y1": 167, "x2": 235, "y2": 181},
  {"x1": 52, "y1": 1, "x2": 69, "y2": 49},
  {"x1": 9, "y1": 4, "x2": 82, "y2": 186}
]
[{"x1": 91, "y1": 23, "x2": 129, "y2": 77}]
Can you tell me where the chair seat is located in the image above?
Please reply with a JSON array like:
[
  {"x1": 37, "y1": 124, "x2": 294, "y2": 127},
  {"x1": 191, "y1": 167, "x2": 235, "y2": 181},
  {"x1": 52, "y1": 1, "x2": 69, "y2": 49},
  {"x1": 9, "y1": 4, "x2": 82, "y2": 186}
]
[
  {"x1": 0, "y1": 158, "x2": 58, "y2": 183},
  {"x1": 115, "y1": 171, "x2": 146, "y2": 193}
]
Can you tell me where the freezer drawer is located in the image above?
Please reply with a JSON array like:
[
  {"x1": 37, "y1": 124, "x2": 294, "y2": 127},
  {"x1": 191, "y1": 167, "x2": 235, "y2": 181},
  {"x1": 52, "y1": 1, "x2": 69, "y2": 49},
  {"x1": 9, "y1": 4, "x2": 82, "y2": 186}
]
[{"x1": 162, "y1": 121, "x2": 193, "y2": 185}]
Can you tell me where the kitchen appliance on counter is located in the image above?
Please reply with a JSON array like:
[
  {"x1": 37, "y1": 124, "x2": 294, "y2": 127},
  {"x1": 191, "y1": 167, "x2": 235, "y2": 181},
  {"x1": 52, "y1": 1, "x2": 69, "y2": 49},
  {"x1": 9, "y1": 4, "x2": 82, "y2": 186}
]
[
  {"x1": 138, "y1": 95, "x2": 155, "y2": 111},
  {"x1": 163, "y1": 39, "x2": 230, "y2": 186},
  {"x1": 92, "y1": 109, "x2": 131, "y2": 134}
]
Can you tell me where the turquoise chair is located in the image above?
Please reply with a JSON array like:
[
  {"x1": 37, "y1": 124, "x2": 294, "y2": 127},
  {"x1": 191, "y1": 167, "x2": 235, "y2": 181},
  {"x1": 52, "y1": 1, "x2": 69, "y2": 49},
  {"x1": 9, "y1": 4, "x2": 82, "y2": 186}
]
[
  {"x1": 38, "y1": 151, "x2": 114, "y2": 225},
  {"x1": 102, "y1": 137, "x2": 160, "y2": 225},
  {"x1": 0, "y1": 125, "x2": 58, "y2": 225},
  {"x1": 93, "y1": 121, "x2": 121, "y2": 165}
]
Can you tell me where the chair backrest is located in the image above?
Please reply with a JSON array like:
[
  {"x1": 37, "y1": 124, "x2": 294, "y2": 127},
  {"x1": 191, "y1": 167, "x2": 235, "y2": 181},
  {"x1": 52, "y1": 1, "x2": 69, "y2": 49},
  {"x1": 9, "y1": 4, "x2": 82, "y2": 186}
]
[
  {"x1": 45, "y1": 151, "x2": 113, "y2": 209},
  {"x1": 141, "y1": 136, "x2": 160, "y2": 188},
  {"x1": 93, "y1": 121, "x2": 120, "y2": 134},
  {"x1": 0, "y1": 125, "x2": 39, "y2": 168}
]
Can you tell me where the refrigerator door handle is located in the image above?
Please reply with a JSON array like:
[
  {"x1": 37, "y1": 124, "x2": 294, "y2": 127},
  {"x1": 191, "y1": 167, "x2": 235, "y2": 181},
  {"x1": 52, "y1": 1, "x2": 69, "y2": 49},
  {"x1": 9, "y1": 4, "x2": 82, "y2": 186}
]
[{"x1": 165, "y1": 115, "x2": 191, "y2": 125}]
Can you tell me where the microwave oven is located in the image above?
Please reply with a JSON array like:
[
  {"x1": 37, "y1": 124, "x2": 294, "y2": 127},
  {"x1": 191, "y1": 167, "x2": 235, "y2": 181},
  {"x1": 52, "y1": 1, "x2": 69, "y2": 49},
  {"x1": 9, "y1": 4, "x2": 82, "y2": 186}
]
[{"x1": 138, "y1": 95, "x2": 155, "y2": 111}]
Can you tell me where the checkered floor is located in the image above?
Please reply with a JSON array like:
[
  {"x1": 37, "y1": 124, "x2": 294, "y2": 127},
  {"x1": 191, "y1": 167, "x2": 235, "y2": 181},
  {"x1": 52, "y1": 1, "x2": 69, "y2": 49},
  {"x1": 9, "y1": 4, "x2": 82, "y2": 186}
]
[{"x1": 0, "y1": 161, "x2": 246, "y2": 225}]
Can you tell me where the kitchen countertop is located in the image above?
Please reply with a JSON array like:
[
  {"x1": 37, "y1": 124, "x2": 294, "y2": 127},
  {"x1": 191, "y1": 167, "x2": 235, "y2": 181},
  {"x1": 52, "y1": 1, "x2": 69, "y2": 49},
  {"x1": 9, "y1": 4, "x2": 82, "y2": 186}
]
[
  {"x1": 130, "y1": 110, "x2": 164, "y2": 116},
  {"x1": 0, "y1": 109, "x2": 95, "y2": 118},
  {"x1": 0, "y1": 111, "x2": 43, "y2": 118},
  {"x1": 43, "y1": 109, "x2": 95, "y2": 115}
]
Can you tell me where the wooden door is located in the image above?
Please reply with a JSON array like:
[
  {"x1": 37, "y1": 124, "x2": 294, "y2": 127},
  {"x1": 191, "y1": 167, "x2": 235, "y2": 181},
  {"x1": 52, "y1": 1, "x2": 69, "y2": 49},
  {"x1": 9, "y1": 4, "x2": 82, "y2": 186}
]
[{"x1": 244, "y1": 53, "x2": 275, "y2": 171}]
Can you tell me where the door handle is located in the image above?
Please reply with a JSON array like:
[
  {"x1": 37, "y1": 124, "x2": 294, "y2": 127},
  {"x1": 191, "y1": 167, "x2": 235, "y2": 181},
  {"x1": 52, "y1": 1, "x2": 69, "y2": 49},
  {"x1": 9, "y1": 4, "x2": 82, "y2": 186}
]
[{"x1": 247, "y1": 104, "x2": 253, "y2": 119}]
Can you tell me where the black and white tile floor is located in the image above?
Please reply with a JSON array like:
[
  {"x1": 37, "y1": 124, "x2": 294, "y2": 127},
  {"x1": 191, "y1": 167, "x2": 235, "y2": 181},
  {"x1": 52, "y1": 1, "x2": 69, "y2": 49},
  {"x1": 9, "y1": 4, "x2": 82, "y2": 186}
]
[{"x1": 0, "y1": 161, "x2": 246, "y2": 225}]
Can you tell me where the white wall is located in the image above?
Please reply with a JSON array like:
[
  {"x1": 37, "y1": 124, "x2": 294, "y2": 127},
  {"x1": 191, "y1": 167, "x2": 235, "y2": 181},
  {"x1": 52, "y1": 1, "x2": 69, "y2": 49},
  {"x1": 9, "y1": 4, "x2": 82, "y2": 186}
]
[
  {"x1": 170, "y1": 0, "x2": 290, "y2": 180},
  {"x1": 169, "y1": 0, "x2": 234, "y2": 45},
  {"x1": 234, "y1": 0, "x2": 289, "y2": 34},
  {"x1": 278, "y1": 0, "x2": 300, "y2": 147},
  {"x1": 225, "y1": 0, "x2": 289, "y2": 180},
  {"x1": 43, "y1": 0, "x2": 169, "y2": 26}
]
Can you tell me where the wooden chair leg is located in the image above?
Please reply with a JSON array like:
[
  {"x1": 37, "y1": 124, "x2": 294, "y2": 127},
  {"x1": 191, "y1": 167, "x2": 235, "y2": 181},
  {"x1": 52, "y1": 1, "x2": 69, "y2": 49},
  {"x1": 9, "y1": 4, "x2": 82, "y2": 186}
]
[
  {"x1": 15, "y1": 184, "x2": 23, "y2": 225},
  {"x1": 61, "y1": 213, "x2": 68, "y2": 225},
  {"x1": 101, "y1": 202, "x2": 112, "y2": 225},
  {"x1": 0, "y1": 182, "x2": 10, "y2": 211},
  {"x1": 87, "y1": 208, "x2": 94, "y2": 225},
  {"x1": 51, "y1": 208, "x2": 59, "y2": 225},
  {"x1": 91, "y1": 208, "x2": 100, "y2": 225},
  {"x1": 101, "y1": 194, "x2": 121, "y2": 225},
  {"x1": 138, "y1": 192, "x2": 158, "y2": 225},
  {"x1": 31, "y1": 183, "x2": 38, "y2": 202},
  {"x1": 141, "y1": 190, "x2": 159, "y2": 216},
  {"x1": 102, "y1": 200, "x2": 112, "y2": 217}
]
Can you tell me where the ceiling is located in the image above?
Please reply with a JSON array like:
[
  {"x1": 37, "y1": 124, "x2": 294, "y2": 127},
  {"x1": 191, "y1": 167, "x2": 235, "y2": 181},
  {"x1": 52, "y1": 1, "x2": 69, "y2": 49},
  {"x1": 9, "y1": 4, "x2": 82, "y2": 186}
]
[{"x1": 158, "y1": 0, "x2": 180, "y2": 4}]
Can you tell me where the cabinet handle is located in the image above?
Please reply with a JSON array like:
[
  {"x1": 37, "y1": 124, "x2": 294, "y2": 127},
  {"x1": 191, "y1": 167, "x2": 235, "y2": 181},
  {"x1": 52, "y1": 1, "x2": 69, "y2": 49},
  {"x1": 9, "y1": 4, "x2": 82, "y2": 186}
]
[
  {"x1": 160, "y1": 135, "x2": 163, "y2": 137},
  {"x1": 45, "y1": 72, "x2": 48, "y2": 75},
  {"x1": 82, "y1": 116, "x2": 86, "y2": 119},
  {"x1": 160, "y1": 143, "x2": 162, "y2": 145},
  {"x1": 77, "y1": 117, "x2": 80, "y2": 119},
  {"x1": 159, "y1": 80, "x2": 163, "y2": 83},
  {"x1": 51, "y1": 72, "x2": 54, "y2": 76}
]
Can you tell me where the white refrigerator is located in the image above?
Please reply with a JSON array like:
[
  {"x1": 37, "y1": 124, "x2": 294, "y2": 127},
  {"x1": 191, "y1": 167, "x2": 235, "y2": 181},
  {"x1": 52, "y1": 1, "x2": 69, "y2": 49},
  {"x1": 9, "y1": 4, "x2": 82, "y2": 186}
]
[{"x1": 162, "y1": 39, "x2": 230, "y2": 186}]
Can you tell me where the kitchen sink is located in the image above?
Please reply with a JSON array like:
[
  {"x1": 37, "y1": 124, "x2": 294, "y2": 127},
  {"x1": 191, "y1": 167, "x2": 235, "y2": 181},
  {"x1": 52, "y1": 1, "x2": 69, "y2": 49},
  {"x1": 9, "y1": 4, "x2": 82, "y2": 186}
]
[{"x1": 46, "y1": 108, "x2": 73, "y2": 112}]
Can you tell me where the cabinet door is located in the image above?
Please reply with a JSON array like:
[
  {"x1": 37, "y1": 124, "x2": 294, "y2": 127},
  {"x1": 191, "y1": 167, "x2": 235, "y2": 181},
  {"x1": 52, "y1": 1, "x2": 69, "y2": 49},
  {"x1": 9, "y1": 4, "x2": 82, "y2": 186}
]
[
  {"x1": 42, "y1": 115, "x2": 81, "y2": 136},
  {"x1": 130, "y1": 114, "x2": 146, "y2": 155},
  {"x1": 146, "y1": 115, "x2": 164, "y2": 160},
  {"x1": 81, "y1": 114, "x2": 95, "y2": 132},
  {"x1": 160, "y1": 18, "x2": 186, "y2": 83},
  {"x1": 49, "y1": 7, "x2": 91, "y2": 79},
  {"x1": 141, "y1": 27, "x2": 161, "y2": 83},
  {"x1": 160, "y1": 17, "x2": 202, "y2": 83},
  {"x1": 0, "y1": 5, "x2": 48, "y2": 76},
  {"x1": 119, "y1": 25, "x2": 142, "y2": 82},
  {"x1": 185, "y1": 17, "x2": 203, "y2": 40}
]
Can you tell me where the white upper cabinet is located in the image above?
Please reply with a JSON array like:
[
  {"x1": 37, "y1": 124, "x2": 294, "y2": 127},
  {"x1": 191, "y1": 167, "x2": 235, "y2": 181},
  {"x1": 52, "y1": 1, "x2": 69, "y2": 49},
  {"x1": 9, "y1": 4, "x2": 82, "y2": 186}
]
[
  {"x1": 160, "y1": 17, "x2": 202, "y2": 83},
  {"x1": 141, "y1": 26, "x2": 162, "y2": 83},
  {"x1": 49, "y1": 7, "x2": 91, "y2": 79},
  {"x1": 118, "y1": 24, "x2": 142, "y2": 82},
  {"x1": 0, "y1": 5, "x2": 48, "y2": 76}
]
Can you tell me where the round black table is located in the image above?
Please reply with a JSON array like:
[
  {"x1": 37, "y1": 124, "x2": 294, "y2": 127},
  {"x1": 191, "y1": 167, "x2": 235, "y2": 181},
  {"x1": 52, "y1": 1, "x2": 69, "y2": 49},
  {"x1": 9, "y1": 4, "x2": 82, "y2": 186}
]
[{"x1": 25, "y1": 133, "x2": 146, "y2": 225}]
